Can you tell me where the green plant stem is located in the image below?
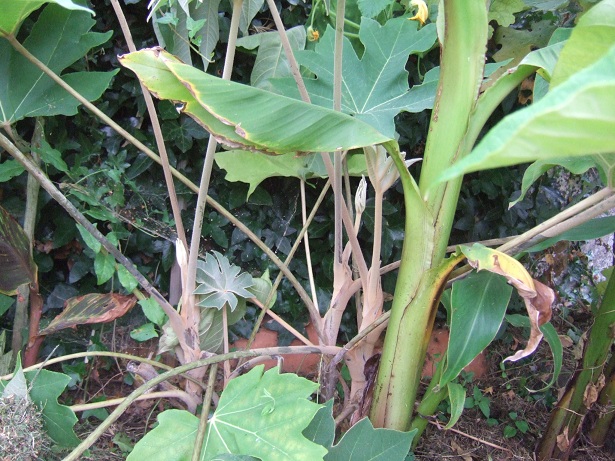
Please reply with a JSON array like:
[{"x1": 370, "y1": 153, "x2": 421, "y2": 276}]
[
  {"x1": 371, "y1": 0, "x2": 488, "y2": 430},
  {"x1": 183, "y1": 0, "x2": 243, "y2": 361},
  {"x1": 536, "y1": 268, "x2": 615, "y2": 460},
  {"x1": 327, "y1": 9, "x2": 361, "y2": 30},
  {"x1": 266, "y1": 0, "x2": 310, "y2": 101},
  {"x1": 61, "y1": 345, "x2": 340, "y2": 461},
  {"x1": 0, "y1": 132, "x2": 191, "y2": 352},
  {"x1": 588, "y1": 352, "x2": 615, "y2": 445},
  {"x1": 110, "y1": 0, "x2": 187, "y2": 251},
  {"x1": 3, "y1": 31, "x2": 317, "y2": 321},
  {"x1": 333, "y1": 0, "x2": 345, "y2": 268},
  {"x1": 192, "y1": 363, "x2": 218, "y2": 461}
]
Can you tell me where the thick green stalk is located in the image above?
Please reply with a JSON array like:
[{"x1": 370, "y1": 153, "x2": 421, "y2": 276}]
[
  {"x1": 536, "y1": 269, "x2": 615, "y2": 460},
  {"x1": 371, "y1": 1, "x2": 488, "y2": 430}
]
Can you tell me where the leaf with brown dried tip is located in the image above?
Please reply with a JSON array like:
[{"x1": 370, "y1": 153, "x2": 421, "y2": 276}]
[
  {"x1": 459, "y1": 244, "x2": 555, "y2": 362},
  {"x1": 40, "y1": 293, "x2": 136, "y2": 335}
]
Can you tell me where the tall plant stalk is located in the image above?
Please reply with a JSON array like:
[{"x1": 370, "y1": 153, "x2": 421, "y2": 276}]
[{"x1": 371, "y1": 1, "x2": 489, "y2": 429}]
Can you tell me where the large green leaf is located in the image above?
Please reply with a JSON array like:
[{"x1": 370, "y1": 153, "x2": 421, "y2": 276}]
[
  {"x1": 440, "y1": 271, "x2": 512, "y2": 386},
  {"x1": 437, "y1": 44, "x2": 615, "y2": 184},
  {"x1": 192, "y1": 0, "x2": 221, "y2": 71},
  {"x1": 128, "y1": 367, "x2": 326, "y2": 461},
  {"x1": 0, "y1": 0, "x2": 92, "y2": 35},
  {"x1": 239, "y1": 0, "x2": 264, "y2": 36},
  {"x1": 551, "y1": 0, "x2": 615, "y2": 87},
  {"x1": 215, "y1": 150, "x2": 367, "y2": 198},
  {"x1": 0, "y1": 205, "x2": 36, "y2": 295},
  {"x1": 0, "y1": 5, "x2": 116, "y2": 124},
  {"x1": 303, "y1": 400, "x2": 335, "y2": 449},
  {"x1": 237, "y1": 26, "x2": 306, "y2": 91},
  {"x1": 273, "y1": 17, "x2": 437, "y2": 138},
  {"x1": 119, "y1": 48, "x2": 389, "y2": 154},
  {"x1": 324, "y1": 418, "x2": 416, "y2": 461},
  {"x1": 444, "y1": 382, "x2": 466, "y2": 430}
]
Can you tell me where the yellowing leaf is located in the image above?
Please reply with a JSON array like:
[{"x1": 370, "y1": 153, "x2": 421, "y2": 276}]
[{"x1": 460, "y1": 244, "x2": 555, "y2": 362}]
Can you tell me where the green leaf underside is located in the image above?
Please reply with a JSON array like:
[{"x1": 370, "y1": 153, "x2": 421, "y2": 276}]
[
  {"x1": 0, "y1": 205, "x2": 36, "y2": 295},
  {"x1": 441, "y1": 272, "x2": 512, "y2": 386},
  {"x1": 510, "y1": 156, "x2": 595, "y2": 207},
  {"x1": 128, "y1": 367, "x2": 326, "y2": 461},
  {"x1": 119, "y1": 48, "x2": 389, "y2": 155},
  {"x1": 0, "y1": 0, "x2": 92, "y2": 35},
  {"x1": 526, "y1": 216, "x2": 615, "y2": 252},
  {"x1": 438, "y1": 44, "x2": 615, "y2": 183},
  {"x1": 324, "y1": 418, "x2": 416, "y2": 461},
  {"x1": 215, "y1": 150, "x2": 367, "y2": 198},
  {"x1": 551, "y1": 0, "x2": 615, "y2": 88},
  {"x1": 0, "y1": 5, "x2": 115, "y2": 124},
  {"x1": 273, "y1": 17, "x2": 437, "y2": 138},
  {"x1": 302, "y1": 400, "x2": 335, "y2": 450}
]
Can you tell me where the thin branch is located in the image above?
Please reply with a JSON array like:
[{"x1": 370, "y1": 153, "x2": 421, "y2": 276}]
[
  {"x1": 70, "y1": 390, "x2": 196, "y2": 413},
  {"x1": 192, "y1": 364, "x2": 218, "y2": 461},
  {"x1": 110, "y1": 0, "x2": 187, "y2": 251}
]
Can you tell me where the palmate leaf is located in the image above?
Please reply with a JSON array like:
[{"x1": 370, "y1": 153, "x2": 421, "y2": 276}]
[
  {"x1": 119, "y1": 48, "x2": 389, "y2": 155},
  {"x1": 0, "y1": 5, "x2": 116, "y2": 124},
  {"x1": 194, "y1": 251, "x2": 253, "y2": 311},
  {"x1": 437, "y1": 44, "x2": 615, "y2": 184},
  {"x1": 0, "y1": 0, "x2": 92, "y2": 35},
  {"x1": 273, "y1": 17, "x2": 437, "y2": 138},
  {"x1": 127, "y1": 367, "x2": 326, "y2": 461}
]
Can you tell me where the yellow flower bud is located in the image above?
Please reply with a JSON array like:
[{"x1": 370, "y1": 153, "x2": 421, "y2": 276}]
[
  {"x1": 307, "y1": 26, "x2": 320, "y2": 42},
  {"x1": 409, "y1": 0, "x2": 428, "y2": 25}
]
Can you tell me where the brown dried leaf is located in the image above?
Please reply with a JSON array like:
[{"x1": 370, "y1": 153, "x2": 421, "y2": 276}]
[
  {"x1": 583, "y1": 374, "x2": 606, "y2": 408},
  {"x1": 40, "y1": 293, "x2": 136, "y2": 335},
  {"x1": 556, "y1": 426, "x2": 570, "y2": 452}
]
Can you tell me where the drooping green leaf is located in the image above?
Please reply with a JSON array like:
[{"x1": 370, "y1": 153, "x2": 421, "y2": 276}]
[
  {"x1": 34, "y1": 139, "x2": 69, "y2": 172},
  {"x1": 551, "y1": 0, "x2": 615, "y2": 87},
  {"x1": 139, "y1": 297, "x2": 167, "y2": 326},
  {"x1": 215, "y1": 150, "x2": 367, "y2": 198},
  {"x1": 0, "y1": 0, "x2": 92, "y2": 35},
  {"x1": 325, "y1": 417, "x2": 416, "y2": 461},
  {"x1": 76, "y1": 223, "x2": 102, "y2": 253},
  {"x1": 440, "y1": 271, "x2": 512, "y2": 386},
  {"x1": 119, "y1": 48, "x2": 389, "y2": 154},
  {"x1": 248, "y1": 269, "x2": 276, "y2": 309},
  {"x1": 274, "y1": 18, "x2": 437, "y2": 137},
  {"x1": 117, "y1": 265, "x2": 139, "y2": 292},
  {"x1": 94, "y1": 251, "x2": 116, "y2": 285},
  {"x1": 525, "y1": 216, "x2": 615, "y2": 252},
  {"x1": 0, "y1": 5, "x2": 116, "y2": 124},
  {"x1": 505, "y1": 315, "x2": 562, "y2": 391},
  {"x1": 26, "y1": 369, "x2": 80, "y2": 447},
  {"x1": 510, "y1": 156, "x2": 595, "y2": 207},
  {"x1": 444, "y1": 382, "x2": 466, "y2": 430},
  {"x1": 437, "y1": 44, "x2": 615, "y2": 184},
  {"x1": 303, "y1": 400, "x2": 335, "y2": 450},
  {"x1": 236, "y1": 26, "x2": 306, "y2": 91},
  {"x1": 0, "y1": 159, "x2": 25, "y2": 182},
  {"x1": 194, "y1": 251, "x2": 253, "y2": 311},
  {"x1": 129, "y1": 367, "x2": 325, "y2": 461},
  {"x1": 0, "y1": 205, "x2": 36, "y2": 295},
  {"x1": 357, "y1": 0, "x2": 393, "y2": 18},
  {"x1": 239, "y1": 0, "x2": 264, "y2": 36},
  {"x1": 40, "y1": 294, "x2": 137, "y2": 335}
]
